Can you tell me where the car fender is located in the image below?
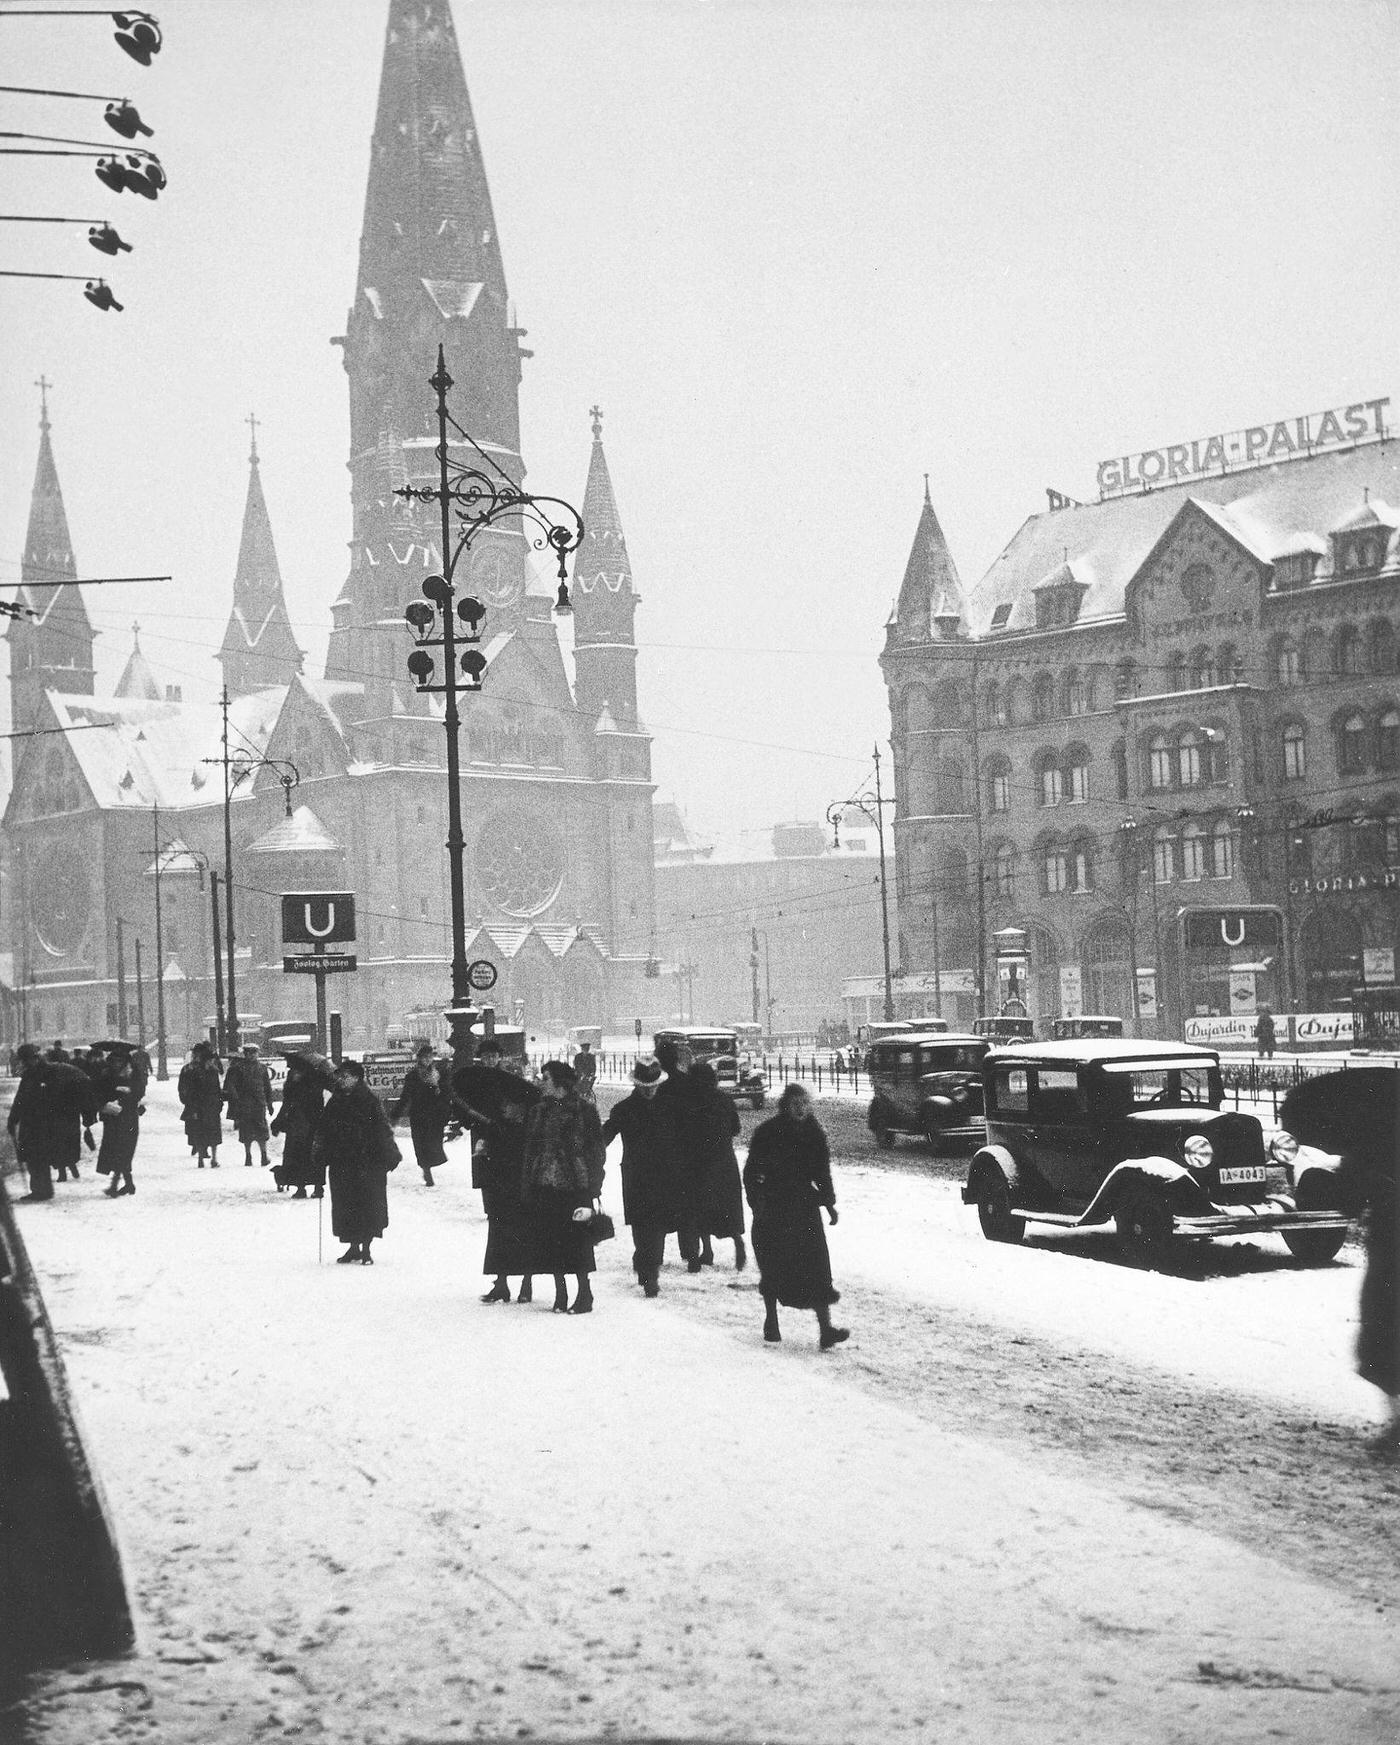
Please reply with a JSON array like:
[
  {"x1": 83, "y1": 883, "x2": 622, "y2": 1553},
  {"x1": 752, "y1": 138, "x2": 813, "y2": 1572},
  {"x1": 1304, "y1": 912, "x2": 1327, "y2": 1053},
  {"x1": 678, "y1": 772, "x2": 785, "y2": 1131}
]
[
  {"x1": 1079, "y1": 1157, "x2": 1210, "y2": 1227},
  {"x1": 867, "y1": 1095, "x2": 893, "y2": 1133},
  {"x1": 963, "y1": 1145, "x2": 1019, "y2": 1205},
  {"x1": 1294, "y1": 1156, "x2": 1343, "y2": 1213}
]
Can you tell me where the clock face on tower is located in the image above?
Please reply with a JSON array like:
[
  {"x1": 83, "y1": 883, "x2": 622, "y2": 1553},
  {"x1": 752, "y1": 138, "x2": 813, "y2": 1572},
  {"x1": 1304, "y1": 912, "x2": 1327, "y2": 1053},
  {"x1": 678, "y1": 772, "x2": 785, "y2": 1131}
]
[
  {"x1": 30, "y1": 842, "x2": 92, "y2": 958},
  {"x1": 472, "y1": 545, "x2": 519, "y2": 610}
]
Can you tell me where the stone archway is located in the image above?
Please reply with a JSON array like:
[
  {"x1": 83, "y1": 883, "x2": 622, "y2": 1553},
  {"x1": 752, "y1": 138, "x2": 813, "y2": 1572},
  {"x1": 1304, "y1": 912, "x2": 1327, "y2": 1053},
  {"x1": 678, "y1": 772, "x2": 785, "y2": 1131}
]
[{"x1": 1082, "y1": 917, "x2": 1133, "y2": 1021}]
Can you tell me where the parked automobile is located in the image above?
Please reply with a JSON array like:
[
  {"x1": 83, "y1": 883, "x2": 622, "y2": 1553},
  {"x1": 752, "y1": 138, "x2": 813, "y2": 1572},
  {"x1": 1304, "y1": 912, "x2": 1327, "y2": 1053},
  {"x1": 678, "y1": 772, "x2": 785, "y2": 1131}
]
[
  {"x1": 972, "y1": 1015, "x2": 1037, "y2": 1043},
  {"x1": 1049, "y1": 1015, "x2": 1124, "y2": 1041},
  {"x1": 962, "y1": 1039, "x2": 1350, "y2": 1267},
  {"x1": 865, "y1": 1031, "x2": 990, "y2": 1152},
  {"x1": 653, "y1": 1025, "x2": 766, "y2": 1108}
]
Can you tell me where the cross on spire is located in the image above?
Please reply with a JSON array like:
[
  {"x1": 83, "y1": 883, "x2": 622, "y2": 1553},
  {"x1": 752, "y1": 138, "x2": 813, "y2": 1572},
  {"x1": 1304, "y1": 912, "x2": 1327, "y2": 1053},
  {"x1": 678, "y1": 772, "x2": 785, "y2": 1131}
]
[
  {"x1": 131, "y1": 619, "x2": 141, "y2": 648},
  {"x1": 35, "y1": 374, "x2": 52, "y2": 430},
  {"x1": 246, "y1": 410, "x2": 261, "y2": 463},
  {"x1": 590, "y1": 404, "x2": 603, "y2": 440}
]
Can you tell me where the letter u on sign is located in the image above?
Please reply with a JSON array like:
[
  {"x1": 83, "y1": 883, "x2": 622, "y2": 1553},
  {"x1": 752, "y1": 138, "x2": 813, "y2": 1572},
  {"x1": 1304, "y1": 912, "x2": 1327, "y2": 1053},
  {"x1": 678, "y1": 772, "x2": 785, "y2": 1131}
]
[{"x1": 281, "y1": 890, "x2": 356, "y2": 946}]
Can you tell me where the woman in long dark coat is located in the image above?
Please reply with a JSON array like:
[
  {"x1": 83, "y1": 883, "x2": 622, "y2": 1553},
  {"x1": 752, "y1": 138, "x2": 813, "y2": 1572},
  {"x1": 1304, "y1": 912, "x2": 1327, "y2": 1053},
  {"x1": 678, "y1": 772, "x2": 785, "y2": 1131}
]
[
  {"x1": 743, "y1": 1083, "x2": 848, "y2": 1349},
  {"x1": 602, "y1": 1054, "x2": 687, "y2": 1295},
  {"x1": 1281, "y1": 1069, "x2": 1398, "y2": 1457},
  {"x1": 690, "y1": 1059, "x2": 746, "y2": 1272},
  {"x1": 313, "y1": 1058, "x2": 401, "y2": 1264},
  {"x1": 223, "y1": 1045, "x2": 275, "y2": 1167},
  {"x1": 271, "y1": 1052, "x2": 333, "y2": 1199},
  {"x1": 653, "y1": 1038, "x2": 706, "y2": 1270},
  {"x1": 454, "y1": 1037, "x2": 543, "y2": 1303},
  {"x1": 521, "y1": 1060, "x2": 606, "y2": 1314},
  {"x1": 391, "y1": 1044, "x2": 453, "y2": 1186},
  {"x1": 178, "y1": 1042, "x2": 223, "y2": 1167},
  {"x1": 94, "y1": 1046, "x2": 144, "y2": 1198}
]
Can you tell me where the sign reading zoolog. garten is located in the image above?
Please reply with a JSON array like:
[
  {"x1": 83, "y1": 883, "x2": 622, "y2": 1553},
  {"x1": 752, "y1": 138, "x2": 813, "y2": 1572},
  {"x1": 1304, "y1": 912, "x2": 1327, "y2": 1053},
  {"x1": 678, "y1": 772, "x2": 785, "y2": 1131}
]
[{"x1": 1097, "y1": 397, "x2": 1389, "y2": 499}]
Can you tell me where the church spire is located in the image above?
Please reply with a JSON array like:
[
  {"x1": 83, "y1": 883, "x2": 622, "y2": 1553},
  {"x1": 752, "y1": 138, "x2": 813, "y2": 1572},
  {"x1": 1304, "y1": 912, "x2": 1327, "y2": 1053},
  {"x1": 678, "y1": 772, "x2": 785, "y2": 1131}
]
[
  {"x1": 218, "y1": 420, "x2": 304, "y2": 697},
  {"x1": 326, "y1": 0, "x2": 531, "y2": 723},
  {"x1": 9, "y1": 382, "x2": 96, "y2": 729},
  {"x1": 571, "y1": 406, "x2": 639, "y2": 729},
  {"x1": 894, "y1": 477, "x2": 965, "y2": 644}
]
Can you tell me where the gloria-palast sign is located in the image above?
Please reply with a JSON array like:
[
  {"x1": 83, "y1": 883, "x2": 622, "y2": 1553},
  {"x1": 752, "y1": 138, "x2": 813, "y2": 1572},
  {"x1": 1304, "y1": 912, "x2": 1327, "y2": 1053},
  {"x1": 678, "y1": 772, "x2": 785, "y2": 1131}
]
[{"x1": 1098, "y1": 396, "x2": 1389, "y2": 499}]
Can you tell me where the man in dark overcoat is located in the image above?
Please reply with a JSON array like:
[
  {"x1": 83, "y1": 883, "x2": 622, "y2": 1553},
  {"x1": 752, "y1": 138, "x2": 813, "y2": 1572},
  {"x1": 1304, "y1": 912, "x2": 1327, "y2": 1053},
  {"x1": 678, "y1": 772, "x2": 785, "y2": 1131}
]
[
  {"x1": 653, "y1": 1037, "x2": 706, "y2": 1270},
  {"x1": 390, "y1": 1043, "x2": 454, "y2": 1186},
  {"x1": 223, "y1": 1044, "x2": 275, "y2": 1168},
  {"x1": 313, "y1": 1058, "x2": 401, "y2": 1264},
  {"x1": 601, "y1": 1055, "x2": 687, "y2": 1295},
  {"x1": 8, "y1": 1044, "x2": 98, "y2": 1200},
  {"x1": 453, "y1": 1037, "x2": 542, "y2": 1302}
]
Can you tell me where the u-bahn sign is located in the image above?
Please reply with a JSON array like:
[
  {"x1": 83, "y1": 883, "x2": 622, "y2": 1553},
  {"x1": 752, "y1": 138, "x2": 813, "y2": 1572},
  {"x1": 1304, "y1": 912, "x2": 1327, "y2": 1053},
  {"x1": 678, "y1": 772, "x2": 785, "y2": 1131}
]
[{"x1": 281, "y1": 891, "x2": 356, "y2": 946}]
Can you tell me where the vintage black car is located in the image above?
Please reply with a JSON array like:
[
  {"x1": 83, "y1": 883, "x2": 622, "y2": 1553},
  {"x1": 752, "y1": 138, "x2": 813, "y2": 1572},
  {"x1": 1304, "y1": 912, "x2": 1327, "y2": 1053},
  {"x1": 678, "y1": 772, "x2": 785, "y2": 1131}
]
[
  {"x1": 972, "y1": 1015, "x2": 1036, "y2": 1044},
  {"x1": 866, "y1": 1032, "x2": 990, "y2": 1152},
  {"x1": 653, "y1": 1026, "x2": 767, "y2": 1109},
  {"x1": 962, "y1": 1039, "x2": 1350, "y2": 1266}
]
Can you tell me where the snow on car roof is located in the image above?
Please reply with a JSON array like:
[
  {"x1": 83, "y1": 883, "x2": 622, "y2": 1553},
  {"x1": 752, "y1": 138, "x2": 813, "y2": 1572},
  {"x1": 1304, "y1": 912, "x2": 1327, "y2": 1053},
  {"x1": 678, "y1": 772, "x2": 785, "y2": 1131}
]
[{"x1": 986, "y1": 1039, "x2": 1217, "y2": 1063}]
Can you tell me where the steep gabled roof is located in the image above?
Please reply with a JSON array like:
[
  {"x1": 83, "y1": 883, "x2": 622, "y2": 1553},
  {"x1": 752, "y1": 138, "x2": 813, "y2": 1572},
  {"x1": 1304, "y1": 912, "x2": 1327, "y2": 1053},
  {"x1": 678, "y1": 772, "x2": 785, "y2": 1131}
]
[
  {"x1": 894, "y1": 479, "x2": 965, "y2": 642},
  {"x1": 218, "y1": 436, "x2": 304, "y2": 696}
]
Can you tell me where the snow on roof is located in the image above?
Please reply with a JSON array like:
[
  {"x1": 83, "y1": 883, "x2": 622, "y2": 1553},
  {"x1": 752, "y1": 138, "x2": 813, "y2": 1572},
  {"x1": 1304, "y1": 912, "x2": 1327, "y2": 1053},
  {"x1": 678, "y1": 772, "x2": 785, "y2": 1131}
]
[
  {"x1": 968, "y1": 439, "x2": 1400, "y2": 635},
  {"x1": 244, "y1": 804, "x2": 343, "y2": 855}
]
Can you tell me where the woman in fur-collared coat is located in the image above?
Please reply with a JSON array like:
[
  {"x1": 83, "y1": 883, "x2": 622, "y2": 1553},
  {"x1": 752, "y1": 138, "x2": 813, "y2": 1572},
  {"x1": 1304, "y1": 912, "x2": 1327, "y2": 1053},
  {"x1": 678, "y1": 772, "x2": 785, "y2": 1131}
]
[{"x1": 521, "y1": 1061, "x2": 606, "y2": 1315}]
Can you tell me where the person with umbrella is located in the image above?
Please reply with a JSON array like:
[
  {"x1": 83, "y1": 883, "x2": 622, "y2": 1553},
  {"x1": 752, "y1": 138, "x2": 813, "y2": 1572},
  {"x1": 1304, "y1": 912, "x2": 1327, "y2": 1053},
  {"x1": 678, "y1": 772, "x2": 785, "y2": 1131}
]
[
  {"x1": 1281, "y1": 1068, "x2": 1399, "y2": 1458},
  {"x1": 390, "y1": 1041, "x2": 454, "y2": 1186},
  {"x1": 313, "y1": 1058, "x2": 401, "y2": 1265}
]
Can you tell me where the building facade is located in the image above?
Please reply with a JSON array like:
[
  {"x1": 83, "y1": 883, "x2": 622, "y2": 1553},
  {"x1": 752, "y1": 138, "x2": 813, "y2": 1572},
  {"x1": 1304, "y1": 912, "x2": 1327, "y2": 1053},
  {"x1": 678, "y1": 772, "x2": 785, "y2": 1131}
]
[
  {"x1": 882, "y1": 398, "x2": 1399, "y2": 1040},
  {"x1": 2, "y1": 0, "x2": 654, "y2": 1053}
]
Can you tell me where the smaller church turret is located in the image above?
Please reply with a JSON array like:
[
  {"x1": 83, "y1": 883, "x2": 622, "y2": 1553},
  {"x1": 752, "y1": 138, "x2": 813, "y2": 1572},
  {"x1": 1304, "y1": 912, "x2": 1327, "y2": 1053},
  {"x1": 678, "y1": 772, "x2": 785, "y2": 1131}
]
[
  {"x1": 218, "y1": 420, "x2": 304, "y2": 698},
  {"x1": 893, "y1": 474, "x2": 966, "y2": 645},
  {"x1": 570, "y1": 407, "x2": 639, "y2": 730},
  {"x1": 8, "y1": 383, "x2": 96, "y2": 730}
]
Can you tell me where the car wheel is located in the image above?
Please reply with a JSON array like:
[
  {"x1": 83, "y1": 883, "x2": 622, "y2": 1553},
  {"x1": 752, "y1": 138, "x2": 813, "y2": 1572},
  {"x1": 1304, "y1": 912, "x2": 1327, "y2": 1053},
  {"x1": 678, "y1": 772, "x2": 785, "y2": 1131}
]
[
  {"x1": 1115, "y1": 1183, "x2": 1172, "y2": 1268},
  {"x1": 974, "y1": 1169, "x2": 1024, "y2": 1244},
  {"x1": 1281, "y1": 1227, "x2": 1347, "y2": 1265}
]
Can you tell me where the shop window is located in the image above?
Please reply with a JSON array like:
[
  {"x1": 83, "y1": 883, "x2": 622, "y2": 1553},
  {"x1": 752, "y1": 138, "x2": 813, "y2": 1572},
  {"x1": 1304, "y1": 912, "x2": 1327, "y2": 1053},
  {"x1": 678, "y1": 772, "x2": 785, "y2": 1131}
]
[
  {"x1": 1282, "y1": 724, "x2": 1306, "y2": 781},
  {"x1": 1380, "y1": 709, "x2": 1400, "y2": 770},
  {"x1": 1339, "y1": 712, "x2": 1368, "y2": 773}
]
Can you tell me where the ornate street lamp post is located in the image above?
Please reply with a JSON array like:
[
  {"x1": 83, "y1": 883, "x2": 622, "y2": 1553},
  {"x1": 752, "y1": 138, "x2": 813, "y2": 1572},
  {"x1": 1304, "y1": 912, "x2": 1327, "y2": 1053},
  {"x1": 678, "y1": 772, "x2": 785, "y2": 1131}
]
[
  {"x1": 396, "y1": 345, "x2": 583, "y2": 1061},
  {"x1": 827, "y1": 745, "x2": 896, "y2": 1023}
]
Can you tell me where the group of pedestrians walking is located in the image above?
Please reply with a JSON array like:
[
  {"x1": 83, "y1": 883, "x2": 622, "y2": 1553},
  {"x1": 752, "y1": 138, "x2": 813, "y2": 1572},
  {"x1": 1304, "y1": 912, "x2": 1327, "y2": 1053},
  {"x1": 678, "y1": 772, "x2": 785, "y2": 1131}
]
[{"x1": 6, "y1": 1038, "x2": 152, "y2": 1201}]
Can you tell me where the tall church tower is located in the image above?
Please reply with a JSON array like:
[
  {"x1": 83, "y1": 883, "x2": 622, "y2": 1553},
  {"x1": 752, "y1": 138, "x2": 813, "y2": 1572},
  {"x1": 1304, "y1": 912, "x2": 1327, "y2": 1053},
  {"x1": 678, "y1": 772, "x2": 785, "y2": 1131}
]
[
  {"x1": 218, "y1": 423, "x2": 304, "y2": 697},
  {"x1": 571, "y1": 408, "x2": 640, "y2": 729},
  {"x1": 8, "y1": 386, "x2": 96, "y2": 730},
  {"x1": 325, "y1": 0, "x2": 533, "y2": 732}
]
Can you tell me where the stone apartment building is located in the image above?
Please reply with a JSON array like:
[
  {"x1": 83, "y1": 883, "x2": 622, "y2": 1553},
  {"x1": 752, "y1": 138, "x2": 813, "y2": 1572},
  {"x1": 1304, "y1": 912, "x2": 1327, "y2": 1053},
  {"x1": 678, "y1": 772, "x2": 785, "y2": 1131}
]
[{"x1": 882, "y1": 397, "x2": 1398, "y2": 1039}]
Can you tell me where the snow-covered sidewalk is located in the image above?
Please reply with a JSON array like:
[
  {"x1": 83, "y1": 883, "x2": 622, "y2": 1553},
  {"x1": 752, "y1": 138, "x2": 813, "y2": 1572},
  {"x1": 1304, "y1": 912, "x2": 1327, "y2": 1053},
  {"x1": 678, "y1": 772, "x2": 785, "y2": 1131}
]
[{"x1": 11, "y1": 1083, "x2": 1399, "y2": 1744}]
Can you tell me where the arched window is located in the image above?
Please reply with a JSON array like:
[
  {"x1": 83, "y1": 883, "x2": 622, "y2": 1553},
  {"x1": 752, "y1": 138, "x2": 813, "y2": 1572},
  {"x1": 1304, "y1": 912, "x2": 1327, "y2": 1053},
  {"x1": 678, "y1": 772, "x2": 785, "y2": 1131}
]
[
  {"x1": 1218, "y1": 643, "x2": 1242, "y2": 684},
  {"x1": 1167, "y1": 651, "x2": 1187, "y2": 692},
  {"x1": 1038, "y1": 756, "x2": 1062, "y2": 807},
  {"x1": 1282, "y1": 723, "x2": 1306, "y2": 780},
  {"x1": 1065, "y1": 748, "x2": 1090, "y2": 803},
  {"x1": 1177, "y1": 729, "x2": 1202, "y2": 788},
  {"x1": 1114, "y1": 658, "x2": 1138, "y2": 699},
  {"x1": 1032, "y1": 672, "x2": 1055, "y2": 722},
  {"x1": 1337, "y1": 624, "x2": 1362, "y2": 676},
  {"x1": 1339, "y1": 713, "x2": 1368, "y2": 773},
  {"x1": 1182, "y1": 822, "x2": 1208, "y2": 881},
  {"x1": 1153, "y1": 827, "x2": 1175, "y2": 884},
  {"x1": 982, "y1": 682, "x2": 1001, "y2": 728},
  {"x1": 1369, "y1": 620, "x2": 1396, "y2": 676},
  {"x1": 1212, "y1": 819, "x2": 1235, "y2": 880},
  {"x1": 1190, "y1": 646, "x2": 1216, "y2": 689},
  {"x1": 987, "y1": 758, "x2": 1011, "y2": 813},
  {"x1": 936, "y1": 762, "x2": 966, "y2": 815},
  {"x1": 993, "y1": 842, "x2": 1016, "y2": 898},
  {"x1": 1042, "y1": 842, "x2": 1069, "y2": 894},
  {"x1": 1004, "y1": 676, "x2": 1028, "y2": 726},
  {"x1": 1064, "y1": 668, "x2": 1087, "y2": 716},
  {"x1": 1070, "y1": 837, "x2": 1095, "y2": 892},
  {"x1": 1276, "y1": 639, "x2": 1302, "y2": 686},
  {"x1": 1380, "y1": 709, "x2": 1400, "y2": 770},
  {"x1": 1148, "y1": 735, "x2": 1172, "y2": 790}
]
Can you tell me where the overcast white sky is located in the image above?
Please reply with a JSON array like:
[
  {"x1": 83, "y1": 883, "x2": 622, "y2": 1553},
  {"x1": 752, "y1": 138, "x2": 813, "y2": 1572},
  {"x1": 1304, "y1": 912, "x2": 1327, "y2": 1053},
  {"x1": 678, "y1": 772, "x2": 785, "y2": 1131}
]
[{"x1": 2, "y1": 0, "x2": 1397, "y2": 839}]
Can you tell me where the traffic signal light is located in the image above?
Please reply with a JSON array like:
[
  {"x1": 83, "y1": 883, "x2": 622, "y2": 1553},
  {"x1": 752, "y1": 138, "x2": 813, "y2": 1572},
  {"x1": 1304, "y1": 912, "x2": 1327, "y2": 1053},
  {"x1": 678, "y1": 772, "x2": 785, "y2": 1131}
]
[
  {"x1": 83, "y1": 279, "x2": 123, "y2": 312},
  {"x1": 104, "y1": 99, "x2": 153, "y2": 141},
  {"x1": 95, "y1": 153, "x2": 165, "y2": 199},
  {"x1": 88, "y1": 222, "x2": 132, "y2": 255},
  {"x1": 113, "y1": 12, "x2": 163, "y2": 66}
]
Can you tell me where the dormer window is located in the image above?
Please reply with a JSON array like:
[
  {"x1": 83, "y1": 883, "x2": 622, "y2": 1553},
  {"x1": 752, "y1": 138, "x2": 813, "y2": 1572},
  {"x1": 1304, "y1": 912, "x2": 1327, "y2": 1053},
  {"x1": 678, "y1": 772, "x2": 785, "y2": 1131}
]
[
  {"x1": 1034, "y1": 584, "x2": 1083, "y2": 629},
  {"x1": 1273, "y1": 550, "x2": 1319, "y2": 591},
  {"x1": 1338, "y1": 534, "x2": 1386, "y2": 574},
  {"x1": 989, "y1": 603, "x2": 1013, "y2": 630}
]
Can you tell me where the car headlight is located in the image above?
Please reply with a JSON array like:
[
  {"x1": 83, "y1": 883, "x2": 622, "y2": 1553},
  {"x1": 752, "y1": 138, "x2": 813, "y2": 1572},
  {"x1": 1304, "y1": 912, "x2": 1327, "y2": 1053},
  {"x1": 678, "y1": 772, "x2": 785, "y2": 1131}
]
[
  {"x1": 1184, "y1": 1133, "x2": 1214, "y2": 1169},
  {"x1": 1268, "y1": 1130, "x2": 1299, "y2": 1167}
]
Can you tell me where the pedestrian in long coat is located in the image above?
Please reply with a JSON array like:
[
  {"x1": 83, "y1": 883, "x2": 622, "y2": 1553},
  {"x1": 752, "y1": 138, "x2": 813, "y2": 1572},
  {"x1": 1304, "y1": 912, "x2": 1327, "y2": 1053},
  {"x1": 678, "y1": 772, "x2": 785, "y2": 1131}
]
[
  {"x1": 223, "y1": 1044, "x2": 274, "y2": 1167},
  {"x1": 690, "y1": 1059, "x2": 747, "y2": 1271},
  {"x1": 313, "y1": 1058, "x2": 401, "y2": 1264},
  {"x1": 1280, "y1": 1069, "x2": 1399, "y2": 1458},
  {"x1": 7, "y1": 1045, "x2": 98, "y2": 1200},
  {"x1": 270, "y1": 1052, "x2": 333, "y2": 1198},
  {"x1": 521, "y1": 1060, "x2": 606, "y2": 1314},
  {"x1": 454, "y1": 1037, "x2": 542, "y2": 1302},
  {"x1": 602, "y1": 1054, "x2": 688, "y2": 1295},
  {"x1": 743, "y1": 1083, "x2": 849, "y2": 1349},
  {"x1": 391, "y1": 1044, "x2": 453, "y2": 1186},
  {"x1": 93, "y1": 1045, "x2": 144, "y2": 1198},
  {"x1": 177, "y1": 1042, "x2": 224, "y2": 1166},
  {"x1": 653, "y1": 1037, "x2": 706, "y2": 1269}
]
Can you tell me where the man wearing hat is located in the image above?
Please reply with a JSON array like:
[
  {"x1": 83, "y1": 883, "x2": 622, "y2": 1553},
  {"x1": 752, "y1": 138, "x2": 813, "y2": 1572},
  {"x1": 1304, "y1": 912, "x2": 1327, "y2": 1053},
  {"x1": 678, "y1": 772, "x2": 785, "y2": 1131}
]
[
  {"x1": 454, "y1": 1036, "x2": 542, "y2": 1302},
  {"x1": 223, "y1": 1042, "x2": 275, "y2": 1168},
  {"x1": 7, "y1": 1042, "x2": 98, "y2": 1201},
  {"x1": 601, "y1": 1055, "x2": 687, "y2": 1296},
  {"x1": 390, "y1": 1041, "x2": 453, "y2": 1186},
  {"x1": 92, "y1": 1040, "x2": 144, "y2": 1197}
]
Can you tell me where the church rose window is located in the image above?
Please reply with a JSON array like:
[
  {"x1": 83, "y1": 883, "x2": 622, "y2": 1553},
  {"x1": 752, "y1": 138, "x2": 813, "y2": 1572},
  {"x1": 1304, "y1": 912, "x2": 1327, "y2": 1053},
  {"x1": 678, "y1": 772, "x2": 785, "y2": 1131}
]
[{"x1": 474, "y1": 808, "x2": 565, "y2": 918}]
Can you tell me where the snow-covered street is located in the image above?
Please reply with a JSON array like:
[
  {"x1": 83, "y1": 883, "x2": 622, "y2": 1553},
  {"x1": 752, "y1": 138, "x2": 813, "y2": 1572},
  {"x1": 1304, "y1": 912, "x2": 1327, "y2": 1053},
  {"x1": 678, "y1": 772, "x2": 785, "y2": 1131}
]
[{"x1": 8, "y1": 1081, "x2": 1399, "y2": 1744}]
